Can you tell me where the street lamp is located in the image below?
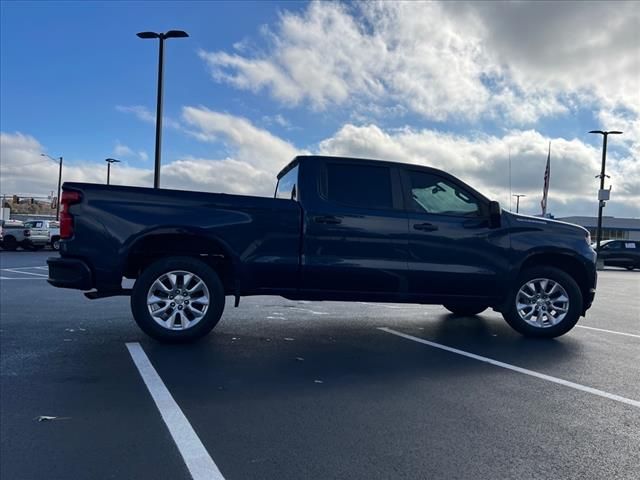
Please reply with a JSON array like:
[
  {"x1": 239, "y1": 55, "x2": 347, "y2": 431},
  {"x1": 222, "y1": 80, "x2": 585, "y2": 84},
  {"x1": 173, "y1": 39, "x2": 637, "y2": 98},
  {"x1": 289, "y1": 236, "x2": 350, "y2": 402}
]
[
  {"x1": 41, "y1": 153, "x2": 63, "y2": 220},
  {"x1": 105, "y1": 158, "x2": 121, "y2": 185},
  {"x1": 136, "y1": 29, "x2": 189, "y2": 189},
  {"x1": 512, "y1": 194, "x2": 526, "y2": 213},
  {"x1": 588, "y1": 130, "x2": 623, "y2": 250}
]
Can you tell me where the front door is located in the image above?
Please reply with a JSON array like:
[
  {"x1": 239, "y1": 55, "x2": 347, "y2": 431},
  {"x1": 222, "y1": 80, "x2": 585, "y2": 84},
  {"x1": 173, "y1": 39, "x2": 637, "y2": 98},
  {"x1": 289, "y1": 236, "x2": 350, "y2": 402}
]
[
  {"x1": 302, "y1": 160, "x2": 409, "y2": 296},
  {"x1": 402, "y1": 169, "x2": 506, "y2": 299}
]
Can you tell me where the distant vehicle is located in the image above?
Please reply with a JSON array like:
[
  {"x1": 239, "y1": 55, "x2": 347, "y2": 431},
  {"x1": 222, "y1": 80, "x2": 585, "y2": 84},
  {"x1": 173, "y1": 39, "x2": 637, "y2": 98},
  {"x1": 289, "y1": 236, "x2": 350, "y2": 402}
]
[
  {"x1": 593, "y1": 240, "x2": 640, "y2": 271},
  {"x1": 48, "y1": 221, "x2": 61, "y2": 250},
  {"x1": 23, "y1": 219, "x2": 61, "y2": 250},
  {"x1": 0, "y1": 220, "x2": 28, "y2": 250},
  {"x1": 48, "y1": 155, "x2": 597, "y2": 342},
  {"x1": 21, "y1": 220, "x2": 51, "y2": 250}
]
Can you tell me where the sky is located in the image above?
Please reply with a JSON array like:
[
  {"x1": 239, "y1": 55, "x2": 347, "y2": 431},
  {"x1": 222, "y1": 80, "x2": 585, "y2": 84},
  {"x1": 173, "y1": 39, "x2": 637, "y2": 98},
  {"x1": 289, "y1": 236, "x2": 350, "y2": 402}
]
[{"x1": 1, "y1": 0, "x2": 638, "y2": 218}]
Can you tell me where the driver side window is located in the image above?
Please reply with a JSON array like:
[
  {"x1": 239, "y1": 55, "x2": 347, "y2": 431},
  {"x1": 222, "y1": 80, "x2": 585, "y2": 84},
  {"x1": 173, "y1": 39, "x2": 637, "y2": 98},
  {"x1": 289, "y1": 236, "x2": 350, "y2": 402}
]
[{"x1": 407, "y1": 171, "x2": 480, "y2": 216}]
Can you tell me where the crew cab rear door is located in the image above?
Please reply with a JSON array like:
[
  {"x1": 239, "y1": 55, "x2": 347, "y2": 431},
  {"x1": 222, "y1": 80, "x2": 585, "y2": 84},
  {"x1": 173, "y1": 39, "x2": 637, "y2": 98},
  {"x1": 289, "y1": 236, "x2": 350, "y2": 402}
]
[
  {"x1": 401, "y1": 168, "x2": 506, "y2": 299},
  {"x1": 301, "y1": 159, "x2": 409, "y2": 296}
]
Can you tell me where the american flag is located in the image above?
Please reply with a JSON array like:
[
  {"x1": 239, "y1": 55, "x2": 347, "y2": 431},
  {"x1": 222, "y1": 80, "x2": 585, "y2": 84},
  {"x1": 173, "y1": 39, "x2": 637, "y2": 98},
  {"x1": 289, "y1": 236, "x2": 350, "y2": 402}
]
[{"x1": 540, "y1": 142, "x2": 551, "y2": 215}]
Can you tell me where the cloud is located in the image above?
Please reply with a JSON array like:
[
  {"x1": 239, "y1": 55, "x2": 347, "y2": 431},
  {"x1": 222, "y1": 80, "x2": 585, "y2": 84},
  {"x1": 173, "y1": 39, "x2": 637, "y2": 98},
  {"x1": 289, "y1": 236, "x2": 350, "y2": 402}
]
[
  {"x1": 115, "y1": 105, "x2": 182, "y2": 129},
  {"x1": 114, "y1": 141, "x2": 135, "y2": 157},
  {"x1": 200, "y1": 1, "x2": 639, "y2": 125},
  {"x1": 113, "y1": 140, "x2": 150, "y2": 162},
  {"x1": 3, "y1": 109, "x2": 638, "y2": 218},
  {"x1": 318, "y1": 124, "x2": 639, "y2": 217},
  {"x1": 181, "y1": 106, "x2": 302, "y2": 173}
]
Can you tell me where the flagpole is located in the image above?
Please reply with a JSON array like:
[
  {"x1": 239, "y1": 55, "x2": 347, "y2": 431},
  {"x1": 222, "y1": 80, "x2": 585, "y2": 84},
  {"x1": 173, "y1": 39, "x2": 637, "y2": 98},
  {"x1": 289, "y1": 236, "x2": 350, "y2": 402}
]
[{"x1": 540, "y1": 142, "x2": 551, "y2": 216}]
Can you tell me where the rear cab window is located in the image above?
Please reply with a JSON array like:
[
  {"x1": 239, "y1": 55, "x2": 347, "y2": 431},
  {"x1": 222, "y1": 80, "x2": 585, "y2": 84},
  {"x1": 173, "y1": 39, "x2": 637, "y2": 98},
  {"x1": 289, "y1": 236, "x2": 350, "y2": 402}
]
[{"x1": 275, "y1": 165, "x2": 299, "y2": 200}]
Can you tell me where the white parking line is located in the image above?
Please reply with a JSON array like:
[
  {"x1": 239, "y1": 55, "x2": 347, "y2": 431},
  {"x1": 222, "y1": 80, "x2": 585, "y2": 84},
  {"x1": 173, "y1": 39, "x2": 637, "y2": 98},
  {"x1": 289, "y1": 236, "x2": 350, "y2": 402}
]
[
  {"x1": 378, "y1": 327, "x2": 640, "y2": 409},
  {"x1": 576, "y1": 325, "x2": 640, "y2": 339},
  {"x1": 2, "y1": 268, "x2": 48, "y2": 277},
  {"x1": 0, "y1": 277, "x2": 48, "y2": 280},
  {"x1": 126, "y1": 343, "x2": 225, "y2": 480}
]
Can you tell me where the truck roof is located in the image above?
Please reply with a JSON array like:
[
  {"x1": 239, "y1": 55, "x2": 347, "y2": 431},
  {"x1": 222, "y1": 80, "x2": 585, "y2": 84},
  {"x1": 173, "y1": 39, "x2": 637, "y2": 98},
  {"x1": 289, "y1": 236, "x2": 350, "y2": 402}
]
[
  {"x1": 278, "y1": 154, "x2": 441, "y2": 179},
  {"x1": 278, "y1": 155, "x2": 491, "y2": 204}
]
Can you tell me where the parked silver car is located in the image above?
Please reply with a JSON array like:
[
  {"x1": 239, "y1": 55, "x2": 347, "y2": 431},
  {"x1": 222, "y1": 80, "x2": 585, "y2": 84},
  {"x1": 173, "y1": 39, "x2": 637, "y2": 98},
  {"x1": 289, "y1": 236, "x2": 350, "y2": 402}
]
[{"x1": 22, "y1": 220, "x2": 52, "y2": 250}]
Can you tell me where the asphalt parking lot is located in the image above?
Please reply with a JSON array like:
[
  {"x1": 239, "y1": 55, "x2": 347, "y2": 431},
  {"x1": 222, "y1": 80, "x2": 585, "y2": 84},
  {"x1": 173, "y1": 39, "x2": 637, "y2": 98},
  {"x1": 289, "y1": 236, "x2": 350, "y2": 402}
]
[{"x1": 1, "y1": 251, "x2": 639, "y2": 480}]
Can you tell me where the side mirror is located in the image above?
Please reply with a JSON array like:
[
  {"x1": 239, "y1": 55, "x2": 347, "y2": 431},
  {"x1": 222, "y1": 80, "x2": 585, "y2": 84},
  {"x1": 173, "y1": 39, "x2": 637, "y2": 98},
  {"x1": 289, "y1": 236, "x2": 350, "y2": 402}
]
[{"x1": 489, "y1": 201, "x2": 501, "y2": 228}]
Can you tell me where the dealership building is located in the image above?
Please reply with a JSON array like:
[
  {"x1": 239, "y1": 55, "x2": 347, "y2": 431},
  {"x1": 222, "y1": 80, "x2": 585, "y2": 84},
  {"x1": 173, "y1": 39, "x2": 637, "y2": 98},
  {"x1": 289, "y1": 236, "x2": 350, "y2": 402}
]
[{"x1": 557, "y1": 216, "x2": 640, "y2": 241}]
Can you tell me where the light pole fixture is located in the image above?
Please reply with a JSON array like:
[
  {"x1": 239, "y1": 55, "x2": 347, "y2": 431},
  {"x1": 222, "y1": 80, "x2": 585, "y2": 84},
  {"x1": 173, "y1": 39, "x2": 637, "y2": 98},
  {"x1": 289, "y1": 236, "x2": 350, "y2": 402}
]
[
  {"x1": 136, "y1": 29, "x2": 189, "y2": 189},
  {"x1": 512, "y1": 194, "x2": 526, "y2": 214},
  {"x1": 588, "y1": 130, "x2": 623, "y2": 250},
  {"x1": 41, "y1": 153, "x2": 63, "y2": 220},
  {"x1": 105, "y1": 158, "x2": 121, "y2": 185}
]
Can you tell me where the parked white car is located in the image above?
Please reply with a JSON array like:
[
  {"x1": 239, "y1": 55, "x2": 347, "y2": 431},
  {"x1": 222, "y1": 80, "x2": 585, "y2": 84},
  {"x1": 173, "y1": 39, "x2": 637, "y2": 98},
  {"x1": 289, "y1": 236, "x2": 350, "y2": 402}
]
[
  {"x1": 0, "y1": 220, "x2": 28, "y2": 250},
  {"x1": 21, "y1": 220, "x2": 51, "y2": 250}
]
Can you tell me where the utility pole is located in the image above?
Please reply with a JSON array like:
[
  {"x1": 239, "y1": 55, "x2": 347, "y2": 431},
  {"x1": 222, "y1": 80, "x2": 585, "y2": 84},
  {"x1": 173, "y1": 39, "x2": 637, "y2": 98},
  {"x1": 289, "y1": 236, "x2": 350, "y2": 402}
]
[
  {"x1": 512, "y1": 194, "x2": 526, "y2": 214},
  {"x1": 41, "y1": 154, "x2": 63, "y2": 220},
  {"x1": 136, "y1": 30, "x2": 189, "y2": 188},
  {"x1": 588, "y1": 130, "x2": 622, "y2": 251}
]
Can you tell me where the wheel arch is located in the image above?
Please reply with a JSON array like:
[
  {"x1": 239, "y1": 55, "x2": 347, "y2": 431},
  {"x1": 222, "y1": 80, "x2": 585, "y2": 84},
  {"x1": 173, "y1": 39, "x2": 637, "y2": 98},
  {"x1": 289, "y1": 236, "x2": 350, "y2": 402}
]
[
  {"x1": 123, "y1": 228, "x2": 240, "y2": 295},
  {"x1": 518, "y1": 252, "x2": 590, "y2": 309}
]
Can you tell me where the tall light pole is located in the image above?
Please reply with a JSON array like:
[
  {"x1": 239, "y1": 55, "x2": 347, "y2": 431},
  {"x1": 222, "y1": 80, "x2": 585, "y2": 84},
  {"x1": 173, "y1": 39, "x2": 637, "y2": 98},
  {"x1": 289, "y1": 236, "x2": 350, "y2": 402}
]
[
  {"x1": 512, "y1": 194, "x2": 526, "y2": 213},
  {"x1": 136, "y1": 30, "x2": 189, "y2": 189},
  {"x1": 105, "y1": 158, "x2": 121, "y2": 185},
  {"x1": 41, "y1": 153, "x2": 63, "y2": 220},
  {"x1": 589, "y1": 130, "x2": 623, "y2": 250}
]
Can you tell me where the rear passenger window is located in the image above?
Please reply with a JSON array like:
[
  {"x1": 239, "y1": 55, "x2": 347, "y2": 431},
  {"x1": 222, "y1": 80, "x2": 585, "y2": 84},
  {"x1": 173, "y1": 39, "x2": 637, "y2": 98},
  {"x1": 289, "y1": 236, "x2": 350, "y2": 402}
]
[
  {"x1": 325, "y1": 163, "x2": 392, "y2": 209},
  {"x1": 275, "y1": 165, "x2": 298, "y2": 200}
]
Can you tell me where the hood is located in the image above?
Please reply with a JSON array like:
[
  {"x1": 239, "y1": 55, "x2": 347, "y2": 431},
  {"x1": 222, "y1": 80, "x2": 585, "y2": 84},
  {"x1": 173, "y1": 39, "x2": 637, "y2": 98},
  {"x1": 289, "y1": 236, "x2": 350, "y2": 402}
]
[{"x1": 505, "y1": 211, "x2": 589, "y2": 237}]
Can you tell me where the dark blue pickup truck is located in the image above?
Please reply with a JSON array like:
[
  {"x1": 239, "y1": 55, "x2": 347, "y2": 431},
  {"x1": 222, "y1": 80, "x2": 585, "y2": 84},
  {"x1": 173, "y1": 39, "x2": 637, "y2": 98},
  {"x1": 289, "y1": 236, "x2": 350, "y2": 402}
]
[{"x1": 48, "y1": 155, "x2": 597, "y2": 342}]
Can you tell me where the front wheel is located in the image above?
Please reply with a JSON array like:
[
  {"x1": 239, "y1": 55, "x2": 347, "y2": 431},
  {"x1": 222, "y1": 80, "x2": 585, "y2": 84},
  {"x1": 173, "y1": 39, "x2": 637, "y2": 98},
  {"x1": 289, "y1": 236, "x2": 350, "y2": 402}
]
[
  {"x1": 502, "y1": 266, "x2": 582, "y2": 338},
  {"x1": 443, "y1": 303, "x2": 487, "y2": 316},
  {"x1": 51, "y1": 237, "x2": 60, "y2": 251},
  {"x1": 131, "y1": 256, "x2": 225, "y2": 343}
]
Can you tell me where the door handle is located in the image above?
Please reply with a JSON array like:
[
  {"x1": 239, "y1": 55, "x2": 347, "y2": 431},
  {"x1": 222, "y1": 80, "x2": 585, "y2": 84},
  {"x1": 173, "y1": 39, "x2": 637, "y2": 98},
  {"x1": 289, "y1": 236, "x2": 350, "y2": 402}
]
[
  {"x1": 413, "y1": 222, "x2": 438, "y2": 232},
  {"x1": 314, "y1": 215, "x2": 342, "y2": 225}
]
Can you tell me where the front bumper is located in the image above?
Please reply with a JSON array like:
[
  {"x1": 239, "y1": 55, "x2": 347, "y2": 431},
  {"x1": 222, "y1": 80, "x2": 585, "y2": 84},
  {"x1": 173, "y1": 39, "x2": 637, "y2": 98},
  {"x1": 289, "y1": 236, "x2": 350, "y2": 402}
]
[{"x1": 47, "y1": 257, "x2": 94, "y2": 290}]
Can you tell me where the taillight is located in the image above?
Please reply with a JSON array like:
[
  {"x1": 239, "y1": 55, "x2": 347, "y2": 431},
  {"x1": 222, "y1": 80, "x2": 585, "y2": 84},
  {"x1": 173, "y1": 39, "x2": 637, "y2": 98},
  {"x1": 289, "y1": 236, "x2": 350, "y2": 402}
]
[{"x1": 60, "y1": 190, "x2": 82, "y2": 239}]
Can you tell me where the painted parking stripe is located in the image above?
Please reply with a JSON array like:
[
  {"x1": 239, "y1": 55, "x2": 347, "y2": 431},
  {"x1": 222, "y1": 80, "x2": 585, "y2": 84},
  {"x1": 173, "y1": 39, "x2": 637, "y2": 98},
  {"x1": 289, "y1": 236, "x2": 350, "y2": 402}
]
[
  {"x1": 0, "y1": 277, "x2": 48, "y2": 280},
  {"x1": 126, "y1": 343, "x2": 225, "y2": 480},
  {"x1": 2, "y1": 268, "x2": 48, "y2": 277},
  {"x1": 576, "y1": 325, "x2": 640, "y2": 339},
  {"x1": 378, "y1": 327, "x2": 640, "y2": 409}
]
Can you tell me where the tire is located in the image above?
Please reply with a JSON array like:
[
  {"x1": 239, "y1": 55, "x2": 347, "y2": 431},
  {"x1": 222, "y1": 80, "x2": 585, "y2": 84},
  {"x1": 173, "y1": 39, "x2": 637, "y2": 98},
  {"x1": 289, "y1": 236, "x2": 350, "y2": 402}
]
[
  {"x1": 502, "y1": 266, "x2": 582, "y2": 338},
  {"x1": 131, "y1": 256, "x2": 225, "y2": 343},
  {"x1": 443, "y1": 303, "x2": 487, "y2": 316},
  {"x1": 51, "y1": 237, "x2": 60, "y2": 251},
  {"x1": 2, "y1": 236, "x2": 18, "y2": 251}
]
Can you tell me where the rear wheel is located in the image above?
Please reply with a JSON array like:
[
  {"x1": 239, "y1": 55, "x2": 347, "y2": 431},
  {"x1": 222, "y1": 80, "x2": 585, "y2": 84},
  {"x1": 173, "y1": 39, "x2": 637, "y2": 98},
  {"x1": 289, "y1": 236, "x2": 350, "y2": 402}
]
[
  {"x1": 443, "y1": 303, "x2": 487, "y2": 316},
  {"x1": 131, "y1": 256, "x2": 225, "y2": 343},
  {"x1": 2, "y1": 236, "x2": 18, "y2": 251},
  {"x1": 502, "y1": 266, "x2": 582, "y2": 338}
]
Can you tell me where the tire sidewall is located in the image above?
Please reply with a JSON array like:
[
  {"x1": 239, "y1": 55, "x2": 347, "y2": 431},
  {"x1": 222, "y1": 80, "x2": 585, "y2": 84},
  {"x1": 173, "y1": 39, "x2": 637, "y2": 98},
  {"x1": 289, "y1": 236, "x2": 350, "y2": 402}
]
[
  {"x1": 131, "y1": 257, "x2": 225, "y2": 343},
  {"x1": 503, "y1": 266, "x2": 583, "y2": 338}
]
